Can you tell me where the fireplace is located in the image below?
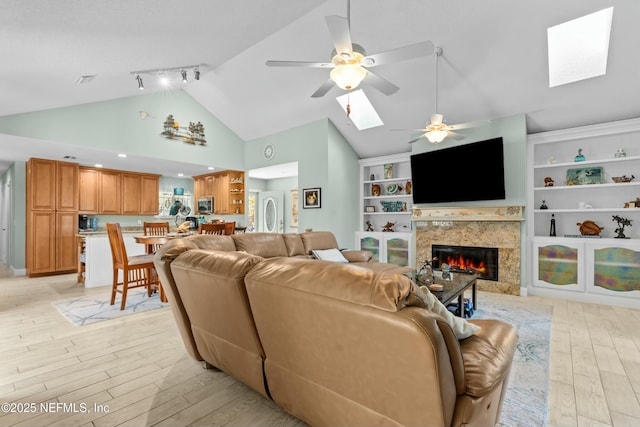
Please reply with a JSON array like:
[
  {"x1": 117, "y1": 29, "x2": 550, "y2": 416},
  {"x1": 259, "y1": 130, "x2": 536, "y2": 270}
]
[{"x1": 432, "y1": 245, "x2": 499, "y2": 281}]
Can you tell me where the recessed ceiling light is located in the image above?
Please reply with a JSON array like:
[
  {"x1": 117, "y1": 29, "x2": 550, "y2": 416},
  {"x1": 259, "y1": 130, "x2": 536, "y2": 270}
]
[
  {"x1": 207, "y1": 167, "x2": 215, "y2": 170},
  {"x1": 177, "y1": 173, "x2": 184, "y2": 177},
  {"x1": 547, "y1": 7, "x2": 613, "y2": 87},
  {"x1": 95, "y1": 164, "x2": 103, "y2": 168},
  {"x1": 118, "y1": 153, "x2": 127, "y2": 158}
]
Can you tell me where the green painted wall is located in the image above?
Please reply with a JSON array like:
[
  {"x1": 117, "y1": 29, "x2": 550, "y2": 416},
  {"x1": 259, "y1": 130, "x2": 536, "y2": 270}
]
[
  {"x1": 410, "y1": 113, "x2": 527, "y2": 205},
  {"x1": 245, "y1": 118, "x2": 360, "y2": 248},
  {"x1": 0, "y1": 90, "x2": 245, "y2": 171},
  {"x1": 1, "y1": 161, "x2": 26, "y2": 272}
]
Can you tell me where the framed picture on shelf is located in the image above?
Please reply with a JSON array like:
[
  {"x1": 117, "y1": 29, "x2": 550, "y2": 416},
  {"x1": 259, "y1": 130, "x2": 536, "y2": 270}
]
[
  {"x1": 365, "y1": 206, "x2": 375, "y2": 213},
  {"x1": 303, "y1": 188, "x2": 321, "y2": 209},
  {"x1": 566, "y1": 167, "x2": 604, "y2": 185},
  {"x1": 384, "y1": 163, "x2": 393, "y2": 179}
]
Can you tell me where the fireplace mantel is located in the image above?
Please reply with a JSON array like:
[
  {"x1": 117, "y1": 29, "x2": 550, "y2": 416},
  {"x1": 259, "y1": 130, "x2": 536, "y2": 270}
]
[{"x1": 412, "y1": 206, "x2": 524, "y2": 222}]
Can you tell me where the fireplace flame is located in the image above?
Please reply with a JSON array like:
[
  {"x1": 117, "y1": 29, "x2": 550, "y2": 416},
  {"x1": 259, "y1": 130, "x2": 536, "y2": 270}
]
[{"x1": 444, "y1": 255, "x2": 487, "y2": 274}]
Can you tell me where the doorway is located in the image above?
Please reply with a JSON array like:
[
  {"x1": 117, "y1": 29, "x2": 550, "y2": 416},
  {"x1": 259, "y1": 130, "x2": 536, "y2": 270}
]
[{"x1": 259, "y1": 191, "x2": 283, "y2": 233}]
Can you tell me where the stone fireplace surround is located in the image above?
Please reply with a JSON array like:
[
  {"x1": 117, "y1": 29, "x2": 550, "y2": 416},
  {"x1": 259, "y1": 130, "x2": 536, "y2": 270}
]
[{"x1": 413, "y1": 206, "x2": 524, "y2": 296}]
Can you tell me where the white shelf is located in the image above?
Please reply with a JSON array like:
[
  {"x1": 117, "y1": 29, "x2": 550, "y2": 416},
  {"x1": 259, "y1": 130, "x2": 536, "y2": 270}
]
[
  {"x1": 534, "y1": 182, "x2": 640, "y2": 191},
  {"x1": 533, "y1": 154, "x2": 640, "y2": 169}
]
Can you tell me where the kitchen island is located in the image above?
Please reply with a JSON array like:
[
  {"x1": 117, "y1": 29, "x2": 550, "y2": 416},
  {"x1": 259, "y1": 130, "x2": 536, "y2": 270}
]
[{"x1": 77, "y1": 230, "x2": 146, "y2": 288}]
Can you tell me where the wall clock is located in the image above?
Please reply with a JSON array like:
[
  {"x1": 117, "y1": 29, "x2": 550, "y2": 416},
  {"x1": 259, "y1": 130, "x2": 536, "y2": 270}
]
[{"x1": 264, "y1": 144, "x2": 275, "y2": 160}]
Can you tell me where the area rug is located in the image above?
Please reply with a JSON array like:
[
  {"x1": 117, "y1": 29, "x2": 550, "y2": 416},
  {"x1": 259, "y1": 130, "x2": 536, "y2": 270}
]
[
  {"x1": 53, "y1": 290, "x2": 169, "y2": 326},
  {"x1": 473, "y1": 291, "x2": 552, "y2": 427}
]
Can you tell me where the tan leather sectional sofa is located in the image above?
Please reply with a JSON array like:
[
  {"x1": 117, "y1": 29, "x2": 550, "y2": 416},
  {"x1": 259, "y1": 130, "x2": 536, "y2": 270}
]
[{"x1": 154, "y1": 231, "x2": 517, "y2": 427}]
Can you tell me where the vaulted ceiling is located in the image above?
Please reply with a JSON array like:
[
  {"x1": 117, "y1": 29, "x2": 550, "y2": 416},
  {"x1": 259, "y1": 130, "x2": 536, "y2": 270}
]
[{"x1": 1, "y1": 0, "x2": 638, "y2": 176}]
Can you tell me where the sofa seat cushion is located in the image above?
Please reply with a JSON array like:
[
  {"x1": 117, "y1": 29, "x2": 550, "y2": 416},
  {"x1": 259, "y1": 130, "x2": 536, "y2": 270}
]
[
  {"x1": 233, "y1": 232, "x2": 289, "y2": 258},
  {"x1": 459, "y1": 319, "x2": 518, "y2": 397}
]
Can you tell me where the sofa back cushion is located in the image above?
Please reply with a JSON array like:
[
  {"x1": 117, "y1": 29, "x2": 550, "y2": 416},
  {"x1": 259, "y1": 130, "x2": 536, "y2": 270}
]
[
  {"x1": 244, "y1": 256, "x2": 458, "y2": 426},
  {"x1": 232, "y1": 232, "x2": 289, "y2": 258},
  {"x1": 170, "y1": 249, "x2": 268, "y2": 397},
  {"x1": 188, "y1": 234, "x2": 237, "y2": 251},
  {"x1": 282, "y1": 233, "x2": 306, "y2": 257},
  {"x1": 300, "y1": 231, "x2": 339, "y2": 254}
]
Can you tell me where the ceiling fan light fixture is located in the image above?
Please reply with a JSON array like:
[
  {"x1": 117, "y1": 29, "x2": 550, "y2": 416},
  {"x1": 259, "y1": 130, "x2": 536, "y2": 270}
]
[
  {"x1": 330, "y1": 64, "x2": 367, "y2": 90},
  {"x1": 426, "y1": 130, "x2": 447, "y2": 144}
]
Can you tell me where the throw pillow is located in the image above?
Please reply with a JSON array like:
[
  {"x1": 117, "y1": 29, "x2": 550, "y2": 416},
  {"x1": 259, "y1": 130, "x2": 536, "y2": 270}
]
[
  {"x1": 312, "y1": 248, "x2": 349, "y2": 263},
  {"x1": 410, "y1": 283, "x2": 481, "y2": 340}
]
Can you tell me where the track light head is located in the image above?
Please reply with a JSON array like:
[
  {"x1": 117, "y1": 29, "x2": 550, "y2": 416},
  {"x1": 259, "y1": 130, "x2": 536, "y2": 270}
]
[
  {"x1": 194, "y1": 68, "x2": 200, "y2": 80},
  {"x1": 136, "y1": 74, "x2": 144, "y2": 90},
  {"x1": 181, "y1": 69, "x2": 187, "y2": 83}
]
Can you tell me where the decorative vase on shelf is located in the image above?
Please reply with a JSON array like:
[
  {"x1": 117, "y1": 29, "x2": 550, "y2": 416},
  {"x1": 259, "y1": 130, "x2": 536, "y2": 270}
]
[{"x1": 574, "y1": 149, "x2": 585, "y2": 162}]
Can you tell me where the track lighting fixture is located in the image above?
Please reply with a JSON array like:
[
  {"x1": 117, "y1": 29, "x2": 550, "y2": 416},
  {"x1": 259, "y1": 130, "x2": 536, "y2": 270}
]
[{"x1": 129, "y1": 64, "x2": 205, "y2": 89}]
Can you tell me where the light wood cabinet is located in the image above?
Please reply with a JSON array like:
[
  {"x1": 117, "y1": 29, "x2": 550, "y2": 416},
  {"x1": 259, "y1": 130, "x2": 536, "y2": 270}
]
[
  {"x1": 99, "y1": 170, "x2": 122, "y2": 214},
  {"x1": 79, "y1": 168, "x2": 100, "y2": 214},
  {"x1": 80, "y1": 167, "x2": 159, "y2": 215},
  {"x1": 140, "y1": 175, "x2": 159, "y2": 215},
  {"x1": 122, "y1": 173, "x2": 141, "y2": 215},
  {"x1": 26, "y1": 158, "x2": 79, "y2": 277},
  {"x1": 193, "y1": 170, "x2": 244, "y2": 215}
]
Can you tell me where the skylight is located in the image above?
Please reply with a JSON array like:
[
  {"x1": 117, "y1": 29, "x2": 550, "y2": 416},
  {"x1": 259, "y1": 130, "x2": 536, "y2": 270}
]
[
  {"x1": 547, "y1": 7, "x2": 613, "y2": 87},
  {"x1": 336, "y1": 90, "x2": 383, "y2": 130}
]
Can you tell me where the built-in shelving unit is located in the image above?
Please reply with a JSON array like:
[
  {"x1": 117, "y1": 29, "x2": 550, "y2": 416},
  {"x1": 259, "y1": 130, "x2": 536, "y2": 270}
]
[
  {"x1": 527, "y1": 118, "x2": 640, "y2": 308},
  {"x1": 357, "y1": 153, "x2": 414, "y2": 267}
]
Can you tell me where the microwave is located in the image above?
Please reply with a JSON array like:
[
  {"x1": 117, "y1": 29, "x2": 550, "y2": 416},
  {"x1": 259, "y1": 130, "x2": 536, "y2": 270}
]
[{"x1": 197, "y1": 197, "x2": 213, "y2": 214}]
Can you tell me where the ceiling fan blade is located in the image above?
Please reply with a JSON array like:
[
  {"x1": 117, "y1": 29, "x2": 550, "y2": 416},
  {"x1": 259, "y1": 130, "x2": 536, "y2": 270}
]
[
  {"x1": 265, "y1": 60, "x2": 333, "y2": 68},
  {"x1": 448, "y1": 131, "x2": 466, "y2": 141},
  {"x1": 364, "y1": 70, "x2": 399, "y2": 95},
  {"x1": 325, "y1": 15, "x2": 353, "y2": 56},
  {"x1": 362, "y1": 40, "x2": 435, "y2": 67},
  {"x1": 390, "y1": 128, "x2": 430, "y2": 132},
  {"x1": 311, "y1": 78, "x2": 335, "y2": 98},
  {"x1": 407, "y1": 135, "x2": 427, "y2": 144},
  {"x1": 448, "y1": 119, "x2": 491, "y2": 130}
]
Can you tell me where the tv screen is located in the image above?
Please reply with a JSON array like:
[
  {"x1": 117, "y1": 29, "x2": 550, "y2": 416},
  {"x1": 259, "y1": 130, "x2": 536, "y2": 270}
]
[{"x1": 410, "y1": 137, "x2": 505, "y2": 204}]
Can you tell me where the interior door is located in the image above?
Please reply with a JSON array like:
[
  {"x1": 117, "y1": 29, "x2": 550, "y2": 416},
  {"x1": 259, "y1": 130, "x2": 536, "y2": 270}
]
[
  {"x1": 0, "y1": 181, "x2": 10, "y2": 267},
  {"x1": 259, "y1": 191, "x2": 283, "y2": 233}
]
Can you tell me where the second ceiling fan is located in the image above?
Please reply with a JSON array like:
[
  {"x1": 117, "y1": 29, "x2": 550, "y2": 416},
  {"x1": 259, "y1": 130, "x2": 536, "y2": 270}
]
[
  {"x1": 395, "y1": 47, "x2": 490, "y2": 144},
  {"x1": 265, "y1": 0, "x2": 435, "y2": 98}
]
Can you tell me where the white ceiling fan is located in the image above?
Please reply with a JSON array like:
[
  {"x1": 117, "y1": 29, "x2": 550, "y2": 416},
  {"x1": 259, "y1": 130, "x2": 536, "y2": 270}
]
[
  {"x1": 265, "y1": 0, "x2": 435, "y2": 98},
  {"x1": 394, "y1": 47, "x2": 490, "y2": 144}
]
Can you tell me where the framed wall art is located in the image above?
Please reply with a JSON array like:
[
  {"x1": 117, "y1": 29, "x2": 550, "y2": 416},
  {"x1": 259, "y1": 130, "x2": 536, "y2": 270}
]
[{"x1": 303, "y1": 188, "x2": 321, "y2": 209}]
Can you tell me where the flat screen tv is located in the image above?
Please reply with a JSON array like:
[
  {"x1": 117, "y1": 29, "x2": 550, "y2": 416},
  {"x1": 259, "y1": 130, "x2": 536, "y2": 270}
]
[{"x1": 410, "y1": 137, "x2": 505, "y2": 204}]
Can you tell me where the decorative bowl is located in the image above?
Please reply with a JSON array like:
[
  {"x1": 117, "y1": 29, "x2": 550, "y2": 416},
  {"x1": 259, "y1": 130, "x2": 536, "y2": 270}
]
[
  {"x1": 612, "y1": 175, "x2": 635, "y2": 183},
  {"x1": 386, "y1": 183, "x2": 398, "y2": 194}
]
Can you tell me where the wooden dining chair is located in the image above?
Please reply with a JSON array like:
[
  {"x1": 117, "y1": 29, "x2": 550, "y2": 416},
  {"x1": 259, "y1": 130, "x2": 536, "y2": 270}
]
[
  {"x1": 107, "y1": 222, "x2": 161, "y2": 310},
  {"x1": 198, "y1": 222, "x2": 227, "y2": 235},
  {"x1": 224, "y1": 221, "x2": 236, "y2": 235},
  {"x1": 143, "y1": 221, "x2": 170, "y2": 254}
]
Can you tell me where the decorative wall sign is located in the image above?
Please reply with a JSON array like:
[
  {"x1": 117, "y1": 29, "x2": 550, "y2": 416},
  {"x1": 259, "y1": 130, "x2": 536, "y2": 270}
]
[
  {"x1": 162, "y1": 115, "x2": 206, "y2": 145},
  {"x1": 291, "y1": 189, "x2": 299, "y2": 227}
]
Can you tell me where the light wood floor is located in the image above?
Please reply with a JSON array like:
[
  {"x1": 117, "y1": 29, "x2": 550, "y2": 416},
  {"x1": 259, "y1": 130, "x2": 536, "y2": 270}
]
[{"x1": 1, "y1": 270, "x2": 639, "y2": 427}]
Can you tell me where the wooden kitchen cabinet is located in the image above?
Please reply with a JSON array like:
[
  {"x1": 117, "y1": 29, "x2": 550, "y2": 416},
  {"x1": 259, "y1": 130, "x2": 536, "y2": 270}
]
[
  {"x1": 193, "y1": 170, "x2": 244, "y2": 215},
  {"x1": 79, "y1": 167, "x2": 100, "y2": 213},
  {"x1": 99, "y1": 170, "x2": 122, "y2": 214},
  {"x1": 26, "y1": 158, "x2": 79, "y2": 277},
  {"x1": 122, "y1": 173, "x2": 141, "y2": 215},
  {"x1": 140, "y1": 174, "x2": 159, "y2": 215},
  {"x1": 80, "y1": 168, "x2": 159, "y2": 215}
]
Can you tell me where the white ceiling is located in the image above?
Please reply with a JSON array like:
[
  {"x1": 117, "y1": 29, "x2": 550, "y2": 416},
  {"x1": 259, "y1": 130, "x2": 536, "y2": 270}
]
[{"x1": 1, "y1": 0, "x2": 638, "y2": 178}]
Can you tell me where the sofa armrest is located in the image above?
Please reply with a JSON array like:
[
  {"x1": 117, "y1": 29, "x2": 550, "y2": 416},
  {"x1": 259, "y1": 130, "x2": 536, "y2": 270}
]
[{"x1": 341, "y1": 250, "x2": 373, "y2": 263}]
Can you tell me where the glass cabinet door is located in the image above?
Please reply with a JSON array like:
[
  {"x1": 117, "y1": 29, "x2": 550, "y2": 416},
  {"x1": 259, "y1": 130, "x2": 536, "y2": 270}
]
[
  {"x1": 386, "y1": 236, "x2": 409, "y2": 266},
  {"x1": 360, "y1": 236, "x2": 380, "y2": 262},
  {"x1": 533, "y1": 238, "x2": 585, "y2": 291}
]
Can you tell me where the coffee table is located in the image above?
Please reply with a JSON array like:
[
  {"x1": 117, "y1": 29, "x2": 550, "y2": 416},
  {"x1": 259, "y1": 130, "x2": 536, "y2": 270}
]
[{"x1": 414, "y1": 272, "x2": 477, "y2": 317}]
